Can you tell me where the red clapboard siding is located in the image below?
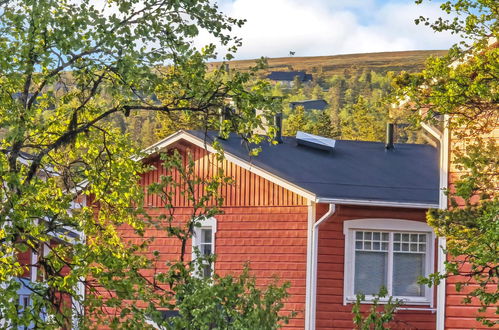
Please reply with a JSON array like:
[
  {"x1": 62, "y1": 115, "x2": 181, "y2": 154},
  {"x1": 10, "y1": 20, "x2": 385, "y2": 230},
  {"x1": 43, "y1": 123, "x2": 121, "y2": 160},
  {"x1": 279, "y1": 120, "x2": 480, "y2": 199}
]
[
  {"x1": 445, "y1": 128, "x2": 499, "y2": 329},
  {"x1": 140, "y1": 144, "x2": 308, "y2": 208},
  {"x1": 122, "y1": 144, "x2": 309, "y2": 329},
  {"x1": 315, "y1": 204, "x2": 437, "y2": 330}
]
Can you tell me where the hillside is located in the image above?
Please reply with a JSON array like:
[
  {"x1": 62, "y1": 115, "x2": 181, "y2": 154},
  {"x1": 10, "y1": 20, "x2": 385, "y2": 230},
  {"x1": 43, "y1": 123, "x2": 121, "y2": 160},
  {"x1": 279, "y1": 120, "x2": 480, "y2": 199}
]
[{"x1": 208, "y1": 50, "x2": 447, "y2": 76}]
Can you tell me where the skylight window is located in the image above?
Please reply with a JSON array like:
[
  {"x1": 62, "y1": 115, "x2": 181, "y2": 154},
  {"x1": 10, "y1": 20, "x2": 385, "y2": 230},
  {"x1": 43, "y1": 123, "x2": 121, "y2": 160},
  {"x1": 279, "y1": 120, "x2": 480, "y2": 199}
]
[{"x1": 296, "y1": 131, "x2": 336, "y2": 152}]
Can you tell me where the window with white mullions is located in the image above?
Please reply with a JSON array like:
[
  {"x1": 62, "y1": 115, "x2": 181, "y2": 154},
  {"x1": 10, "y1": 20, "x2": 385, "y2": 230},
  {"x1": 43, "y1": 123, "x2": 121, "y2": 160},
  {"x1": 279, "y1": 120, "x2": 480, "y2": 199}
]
[
  {"x1": 192, "y1": 218, "x2": 217, "y2": 278},
  {"x1": 344, "y1": 219, "x2": 435, "y2": 305},
  {"x1": 354, "y1": 231, "x2": 389, "y2": 296},
  {"x1": 199, "y1": 228, "x2": 213, "y2": 278}
]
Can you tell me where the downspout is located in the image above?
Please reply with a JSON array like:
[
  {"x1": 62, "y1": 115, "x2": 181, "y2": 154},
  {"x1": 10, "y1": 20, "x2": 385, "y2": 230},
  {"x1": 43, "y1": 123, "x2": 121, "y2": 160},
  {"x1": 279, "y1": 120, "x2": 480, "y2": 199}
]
[
  {"x1": 307, "y1": 203, "x2": 336, "y2": 330},
  {"x1": 422, "y1": 118, "x2": 449, "y2": 330}
]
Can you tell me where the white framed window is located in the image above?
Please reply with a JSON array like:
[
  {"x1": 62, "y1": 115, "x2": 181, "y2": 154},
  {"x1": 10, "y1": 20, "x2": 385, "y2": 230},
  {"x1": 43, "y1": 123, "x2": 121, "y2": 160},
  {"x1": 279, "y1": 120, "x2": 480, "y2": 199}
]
[
  {"x1": 343, "y1": 219, "x2": 435, "y2": 305},
  {"x1": 192, "y1": 217, "x2": 217, "y2": 278}
]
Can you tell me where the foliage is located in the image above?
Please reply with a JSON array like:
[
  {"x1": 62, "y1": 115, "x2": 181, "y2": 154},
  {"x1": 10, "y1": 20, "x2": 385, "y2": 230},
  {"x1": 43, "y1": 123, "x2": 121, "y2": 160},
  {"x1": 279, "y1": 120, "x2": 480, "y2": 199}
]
[
  {"x1": 125, "y1": 59, "x2": 431, "y2": 147},
  {"x1": 283, "y1": 106, "x2": 310, "y2": 136},
  {"x1": 0, "y1": 0, "x2": 282, "y2": 327},
  {"x1": 339, "y1": 96, "x2": 388, "y2": 142},
  {"x1": 145, "y1": 150, "x2": 295, "y2": 329},
  {"x1": 267, "y1": 69, "x2": 418, "y2": 143},
  {"x1": 155, "y1": 260, "x2": 294, "y2": 330},
  {"x1": 393, "y1": 0, "x2": 498, "y2": 326},
  {"x1": 422, "y1": 140, "x2": 498, "y2": 327},
  {"x1": 351, "y1": 287, "x2": 403, "y2": 330}
]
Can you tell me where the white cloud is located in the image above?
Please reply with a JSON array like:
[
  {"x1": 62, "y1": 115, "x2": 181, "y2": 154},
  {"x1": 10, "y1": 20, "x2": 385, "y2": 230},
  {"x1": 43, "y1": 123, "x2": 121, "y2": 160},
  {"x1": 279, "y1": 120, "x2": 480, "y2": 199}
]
[{"x1": 196, "y1": 0, "x2": 461, "y2": 60}]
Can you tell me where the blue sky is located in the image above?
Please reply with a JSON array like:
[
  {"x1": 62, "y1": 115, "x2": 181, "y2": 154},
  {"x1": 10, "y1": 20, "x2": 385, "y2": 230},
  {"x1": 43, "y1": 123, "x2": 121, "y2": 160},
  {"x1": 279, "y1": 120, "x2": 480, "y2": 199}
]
[{"x1": 195, "y1": 0, "x2": 461, "y2": 59}]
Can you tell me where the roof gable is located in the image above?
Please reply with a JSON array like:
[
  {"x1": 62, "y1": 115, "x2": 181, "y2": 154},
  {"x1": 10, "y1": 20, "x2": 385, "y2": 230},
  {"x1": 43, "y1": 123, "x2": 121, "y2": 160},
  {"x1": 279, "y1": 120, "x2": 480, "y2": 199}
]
[{"x1": 143, "y1": 130, "x2": 439, "y2": 208}]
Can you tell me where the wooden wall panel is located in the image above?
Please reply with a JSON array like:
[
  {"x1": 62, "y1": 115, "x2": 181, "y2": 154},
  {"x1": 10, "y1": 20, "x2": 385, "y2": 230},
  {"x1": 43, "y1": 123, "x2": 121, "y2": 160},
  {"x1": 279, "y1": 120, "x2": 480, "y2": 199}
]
[
  {"x1": 315, "y1": 205, "x2": 437, "y2": 330},
  {"x1": 444, "y1": 124, "x2": 499, "y2": 329},
  {"x1": 140, "y1": 144, "x2": 307, "y2": 208}
]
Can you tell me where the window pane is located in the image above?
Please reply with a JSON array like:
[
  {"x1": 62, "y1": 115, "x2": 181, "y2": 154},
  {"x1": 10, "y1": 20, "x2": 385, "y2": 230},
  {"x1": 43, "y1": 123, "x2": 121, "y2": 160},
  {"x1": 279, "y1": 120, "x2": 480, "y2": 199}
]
[
  {"x1": 393, "y1": 253, "x2": 425, "y2": 296},
  {"x1": 354, "y1": 251, "x2": 387, "y2": 295},
  {"x1": 201, "y1": 243, "x2": 212, "y2": 255},
  {"x1": 202, "y1": 229, "x2": 212, "y2": 243},
  {"x1": 202, "y1": 264, "x2": 212, "y2": 278}
]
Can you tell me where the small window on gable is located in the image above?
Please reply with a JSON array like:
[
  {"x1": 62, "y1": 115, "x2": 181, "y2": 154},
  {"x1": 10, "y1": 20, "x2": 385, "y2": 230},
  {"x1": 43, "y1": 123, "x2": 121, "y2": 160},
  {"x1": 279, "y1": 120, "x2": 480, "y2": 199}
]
[
  {"x1": 343, "y1": 219, "x2": 435, "y2": 305},
  {"x1": 192, "y1": 217, "x2": 217, "y2": 278}
]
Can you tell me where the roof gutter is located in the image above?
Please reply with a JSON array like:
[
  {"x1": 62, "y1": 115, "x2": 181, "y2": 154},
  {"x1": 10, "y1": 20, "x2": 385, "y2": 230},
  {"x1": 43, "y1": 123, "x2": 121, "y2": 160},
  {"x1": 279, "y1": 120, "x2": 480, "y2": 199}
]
[
  {"x1": 315, "y1": 197, "x2": 438, "y2": 209},
  {"x1": 306, "y1": 203, "x2": 336, "y2": 330}
]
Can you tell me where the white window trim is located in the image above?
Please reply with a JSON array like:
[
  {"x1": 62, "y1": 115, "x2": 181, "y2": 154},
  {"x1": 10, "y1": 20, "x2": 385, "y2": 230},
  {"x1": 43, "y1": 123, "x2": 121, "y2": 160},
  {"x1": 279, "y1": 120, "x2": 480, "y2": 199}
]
[
  {"x1": 191, "y1": 217, "x2": 217, "y2": 277},
  {"x1": 343, "y1": 219, "x2": 435, "y2": 306}
]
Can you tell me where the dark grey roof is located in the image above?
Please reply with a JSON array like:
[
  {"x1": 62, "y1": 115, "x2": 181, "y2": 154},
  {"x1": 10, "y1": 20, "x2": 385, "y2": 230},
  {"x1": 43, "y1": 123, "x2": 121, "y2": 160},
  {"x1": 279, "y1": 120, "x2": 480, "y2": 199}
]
[
  {"x1": 266, "y1": 71, "x2": 313, "y2": 82},
  {"x1": 186, "y1": 131, "x2": 439, "y2": 206},
  {"x1": 290, "y1": 99, "x2": 328, "y2": 111}
]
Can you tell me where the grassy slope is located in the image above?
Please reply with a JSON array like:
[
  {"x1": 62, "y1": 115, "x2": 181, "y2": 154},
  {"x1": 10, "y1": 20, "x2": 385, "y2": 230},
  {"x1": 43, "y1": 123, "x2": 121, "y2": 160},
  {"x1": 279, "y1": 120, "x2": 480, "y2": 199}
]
[{"x1": 208, "y1": 50, "x2": 447, "y2": 76}]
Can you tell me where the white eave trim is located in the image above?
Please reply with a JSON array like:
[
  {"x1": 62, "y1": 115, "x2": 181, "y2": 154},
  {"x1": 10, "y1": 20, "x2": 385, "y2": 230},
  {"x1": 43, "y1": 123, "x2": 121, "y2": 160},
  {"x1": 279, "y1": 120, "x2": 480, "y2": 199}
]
[{"x1": 315, "y1": 197, "x2": 438, "y2": 209}]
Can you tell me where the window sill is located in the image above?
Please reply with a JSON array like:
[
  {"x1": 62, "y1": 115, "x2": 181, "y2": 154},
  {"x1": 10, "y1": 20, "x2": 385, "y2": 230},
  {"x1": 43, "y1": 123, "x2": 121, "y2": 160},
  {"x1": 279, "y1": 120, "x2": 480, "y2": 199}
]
[{"x1": 344, "y1": 297, "x2": 431, "y2": 306}]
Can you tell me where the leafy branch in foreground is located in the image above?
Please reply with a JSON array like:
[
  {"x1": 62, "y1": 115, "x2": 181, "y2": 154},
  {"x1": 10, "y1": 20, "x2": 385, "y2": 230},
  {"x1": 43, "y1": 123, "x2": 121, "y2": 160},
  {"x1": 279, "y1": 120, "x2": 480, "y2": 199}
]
[
  {"x1": 0, "y1": 0, "x2": 281, "y2": 327},
  {"x1": 352, "y1": 287, "x2": 403, "y2": 330},
  {"x1": 393, "y1": 0, "x2": 498, "y2": 326},
  {"x1": 141, "y1": 150, "x2": 295, "y2": 329}
]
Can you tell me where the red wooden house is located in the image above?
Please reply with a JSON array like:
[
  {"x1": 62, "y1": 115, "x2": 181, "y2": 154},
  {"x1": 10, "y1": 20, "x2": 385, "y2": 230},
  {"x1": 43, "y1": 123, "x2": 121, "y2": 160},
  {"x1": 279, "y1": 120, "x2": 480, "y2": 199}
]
[{"x1": 130, "y1": 126, "x2": 444, "y2": 329}]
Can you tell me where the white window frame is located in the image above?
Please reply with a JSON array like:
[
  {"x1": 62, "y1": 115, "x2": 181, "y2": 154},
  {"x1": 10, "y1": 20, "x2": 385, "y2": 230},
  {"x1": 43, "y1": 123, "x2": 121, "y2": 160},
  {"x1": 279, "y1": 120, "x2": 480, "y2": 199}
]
[
  {"x1": 343, "y1": 219, "x2": 435, "y2": 306},
  {"x1": 192, "y1": 217, "x2": 217, "y2": 278}
]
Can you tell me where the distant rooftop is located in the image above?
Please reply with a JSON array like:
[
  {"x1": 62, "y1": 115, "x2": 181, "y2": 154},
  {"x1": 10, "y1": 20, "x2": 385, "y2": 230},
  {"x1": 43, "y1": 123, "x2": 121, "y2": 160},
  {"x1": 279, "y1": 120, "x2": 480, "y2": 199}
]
[
  {"x1": 266, "y1": 71, "x2": 313, "y2": 82},
  {"x1": 290, "y1": 99, "x2": 328, "y2": 111}
]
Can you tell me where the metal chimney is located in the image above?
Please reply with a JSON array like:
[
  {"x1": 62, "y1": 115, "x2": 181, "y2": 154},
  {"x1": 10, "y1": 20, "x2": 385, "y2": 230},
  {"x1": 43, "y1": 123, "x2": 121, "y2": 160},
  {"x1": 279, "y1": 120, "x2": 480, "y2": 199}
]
[
  {"x1": 385, "y1": 123, "x2": 394, "y2": 150},
  {"x1": 274, "y1": 112, "x2": 283, "y2": 144}
]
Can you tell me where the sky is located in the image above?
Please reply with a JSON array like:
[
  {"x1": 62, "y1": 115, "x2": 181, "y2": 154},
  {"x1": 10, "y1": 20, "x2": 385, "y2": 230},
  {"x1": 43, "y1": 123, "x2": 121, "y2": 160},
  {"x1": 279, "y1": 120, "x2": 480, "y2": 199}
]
[{"x1": 195, "y1": 0, "x2": 461, "y2": 60}]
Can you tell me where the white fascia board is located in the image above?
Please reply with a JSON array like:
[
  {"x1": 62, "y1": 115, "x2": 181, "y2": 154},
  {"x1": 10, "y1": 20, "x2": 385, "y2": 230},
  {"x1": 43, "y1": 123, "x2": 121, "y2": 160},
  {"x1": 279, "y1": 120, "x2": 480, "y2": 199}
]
[
  {"x1": 315, "y1": 197, "x2": 438, "y2": 209},
  {"x1": 139, "y1": 131, "x2": 317, "y2": 201}
]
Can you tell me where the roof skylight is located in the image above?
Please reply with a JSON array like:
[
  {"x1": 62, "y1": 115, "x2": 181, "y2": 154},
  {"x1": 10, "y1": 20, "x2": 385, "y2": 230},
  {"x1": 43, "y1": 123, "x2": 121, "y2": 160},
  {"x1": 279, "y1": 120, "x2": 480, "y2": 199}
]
[{"x1": 296, "y1": 131, "x2": 336, "y2": 152}]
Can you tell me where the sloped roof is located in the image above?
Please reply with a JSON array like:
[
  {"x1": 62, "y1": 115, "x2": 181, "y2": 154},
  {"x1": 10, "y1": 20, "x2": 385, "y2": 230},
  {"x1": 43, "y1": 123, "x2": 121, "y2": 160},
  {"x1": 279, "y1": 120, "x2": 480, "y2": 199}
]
[
  {"x1": 266, "y1": 71, "x2": 313, "y2": 82},
  {"x1": 290, "y1": 99, "x2": 328, "y2": 111},
  {"x1": 183, "y1": 131, "x2": 439, "y2": 207}
]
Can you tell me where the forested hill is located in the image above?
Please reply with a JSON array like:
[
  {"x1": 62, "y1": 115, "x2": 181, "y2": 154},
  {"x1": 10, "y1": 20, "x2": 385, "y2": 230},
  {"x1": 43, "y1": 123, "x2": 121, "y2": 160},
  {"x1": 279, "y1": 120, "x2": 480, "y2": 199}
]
[
  {"x1": 208, "y1": 50, "x2": 447, "y2": 76},
  {"x1": 120, "y1": 50, "x2": 449, "y2": 147}
]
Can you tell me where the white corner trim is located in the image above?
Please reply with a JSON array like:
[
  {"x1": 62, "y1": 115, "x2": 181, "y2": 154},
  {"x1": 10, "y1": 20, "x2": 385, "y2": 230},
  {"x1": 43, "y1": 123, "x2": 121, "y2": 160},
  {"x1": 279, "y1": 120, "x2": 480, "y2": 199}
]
[
  {"x1": 343, "y1": 218, "x2": 436, "y2": 306},
  {"x1": 139, "y1": 131, "x2": 317, "y2": 201},
  {"x1": 421, "y1": 115, "x2": 449, "y2": 330},
  {"x1": 436, "y1": 115, "x2": 450, "y2": 330}
]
